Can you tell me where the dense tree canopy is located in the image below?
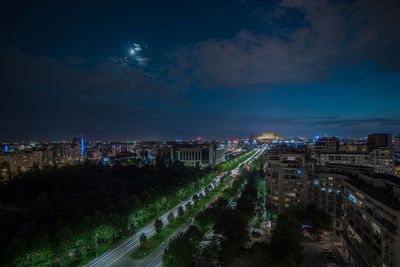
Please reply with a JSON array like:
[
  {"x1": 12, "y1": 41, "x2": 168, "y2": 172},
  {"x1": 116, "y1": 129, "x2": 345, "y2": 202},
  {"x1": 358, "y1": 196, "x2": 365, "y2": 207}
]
[{"x1": 0, "y1": 161, "x2": 215, "y2": 266}]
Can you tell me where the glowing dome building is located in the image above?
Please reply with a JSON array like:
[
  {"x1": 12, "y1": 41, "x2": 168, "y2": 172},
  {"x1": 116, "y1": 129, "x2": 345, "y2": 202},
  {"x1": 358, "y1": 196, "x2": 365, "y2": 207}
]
[{"x1": 256, "y1": 132, "x2": 283, "y2": 143}]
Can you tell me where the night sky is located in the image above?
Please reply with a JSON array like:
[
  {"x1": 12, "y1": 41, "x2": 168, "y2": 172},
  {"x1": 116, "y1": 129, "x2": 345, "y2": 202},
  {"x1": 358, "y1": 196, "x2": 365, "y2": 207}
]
[{"x1": 1, "y1": 0, "x2": 400, "y2": 141}]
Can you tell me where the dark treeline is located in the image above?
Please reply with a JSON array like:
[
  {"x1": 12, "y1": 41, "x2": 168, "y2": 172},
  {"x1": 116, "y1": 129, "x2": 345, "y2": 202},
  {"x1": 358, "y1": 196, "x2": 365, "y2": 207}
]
[{"x1": 0, "y1": 161, "x2": 214, "y2": 266}]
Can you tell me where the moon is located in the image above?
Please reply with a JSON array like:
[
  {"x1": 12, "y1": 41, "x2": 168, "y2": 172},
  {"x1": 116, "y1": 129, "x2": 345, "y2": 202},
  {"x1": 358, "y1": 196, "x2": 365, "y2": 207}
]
[{"x1": 130, "y1": 49, "x2": 135, "y2": 55}]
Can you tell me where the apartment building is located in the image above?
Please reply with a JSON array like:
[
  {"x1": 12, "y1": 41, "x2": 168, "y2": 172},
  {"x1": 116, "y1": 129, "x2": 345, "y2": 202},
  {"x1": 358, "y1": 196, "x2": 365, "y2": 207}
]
[{"x1": 266, "y1": 147, "x2": 316, "y2": 217}]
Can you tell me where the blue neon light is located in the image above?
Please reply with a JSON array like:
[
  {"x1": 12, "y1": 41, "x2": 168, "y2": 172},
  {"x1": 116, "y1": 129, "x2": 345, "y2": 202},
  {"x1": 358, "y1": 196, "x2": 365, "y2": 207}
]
[
  {"x1": 4, "y1": 145, "x2": 8, "y2": 152},
  {"x1": 297, "y1": 170, "x2": 301, "y2": 174},
  {"x1": 328, "y1": 189, "x2": 332, "y2": 193},
  {"x1": 81, "y1": 139, "x2": 84, "y2": 162},
  {"x1": 336, "y1": 190, "x2": 341, "y2": 194},
  {"x1": 269, "y1": 178, "x2": 272, "y2": 182},
  {"x1": 348, "y1": 193, "x2": 356, "y2": 203},
  {"x1": 314, "y1": 179, "x2": 319, "y2": 185},
  {"x1": 321, "y1": 187, "x2": 326, "y2": 191}
]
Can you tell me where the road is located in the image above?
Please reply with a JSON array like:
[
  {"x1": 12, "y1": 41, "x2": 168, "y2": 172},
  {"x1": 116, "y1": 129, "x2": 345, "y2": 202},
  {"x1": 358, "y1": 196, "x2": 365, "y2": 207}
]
[
  {"x1": 302, "y1": 239, "x2": 347, "y2": 267},
  {"x1": 84, "y1": 148, "x2": 264, "y2": 267}
]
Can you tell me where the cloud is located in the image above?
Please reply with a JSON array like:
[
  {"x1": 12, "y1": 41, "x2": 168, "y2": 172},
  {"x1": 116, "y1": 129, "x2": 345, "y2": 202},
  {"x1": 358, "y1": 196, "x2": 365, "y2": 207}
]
[
  {"x1": 169, "y1": 0, "x2": 400, "y2": 89},
  {"x1": 0, "y1": 47, "x2": 185, "y2": 140},
  {"x1": 64, "y1": 56, "x2": 86, "y2": 66},
  {"x1": 309, "y1": 117, "x2": 400, "y2": 128},
  {"x1": 0, "y1": 47, "x2": 175, "y2": 102}
]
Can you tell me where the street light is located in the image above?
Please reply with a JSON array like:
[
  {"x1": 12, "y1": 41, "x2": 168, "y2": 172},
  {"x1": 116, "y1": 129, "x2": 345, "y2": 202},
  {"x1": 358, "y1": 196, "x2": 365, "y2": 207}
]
[{"x1": 95, "y1": 232, "x2": 101, "y2": 257}]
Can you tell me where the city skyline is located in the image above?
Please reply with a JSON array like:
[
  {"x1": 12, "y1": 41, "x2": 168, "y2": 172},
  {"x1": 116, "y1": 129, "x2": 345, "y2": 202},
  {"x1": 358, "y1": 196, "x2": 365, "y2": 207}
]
[{"x1": 1, "y1": 0, "x2": 400, "y2": 140}]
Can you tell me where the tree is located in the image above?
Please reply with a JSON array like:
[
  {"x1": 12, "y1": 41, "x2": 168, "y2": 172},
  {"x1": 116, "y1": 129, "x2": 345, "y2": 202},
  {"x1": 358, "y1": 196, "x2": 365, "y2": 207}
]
[
  {"x1": 155, "y1": 218, "x2": 163, "y2": 235},
  {"x1": 204, "y1": 187, "x2": 209, "y2": 195},
  {"x1": 140, "y1": 233, "x2": 147, "y2": 249},
  {"x1": 162, "y1": 232, "x2": 194, "y2": 267},
  {"x1": 192, "y1": 194, "x2": 199, "y2": 204},
  {"x1": 167, "y1": 212, "x2": 175, "y2": 224},
  {"x1": 178, "y1": 206, "x2": 184, "y2": 217},
  {"x1": 270, "y1": 214, "x2": 303, "y2": 265}
]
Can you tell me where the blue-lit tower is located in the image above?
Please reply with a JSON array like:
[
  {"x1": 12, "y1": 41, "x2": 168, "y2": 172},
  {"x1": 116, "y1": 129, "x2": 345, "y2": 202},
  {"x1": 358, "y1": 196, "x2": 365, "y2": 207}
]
[{"x1": 80, "y1": 134, "x2": 84, "y2": 162}]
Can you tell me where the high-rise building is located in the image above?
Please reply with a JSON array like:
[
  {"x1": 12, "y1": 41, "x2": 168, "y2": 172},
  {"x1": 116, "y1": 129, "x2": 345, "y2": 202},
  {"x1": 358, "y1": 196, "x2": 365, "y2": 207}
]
[
  {"x1": 314, "y1": 137, "x2": 340, "y2": 153},
  {"x1": 367, "y1": 133, "x2": 392, "y2": 150},
  {"x1": 265, "y1": 147, "x2": 316, "y2": 217},
  {"x1": 318, "y1": 149, "x2": 395, "y2": 175},
  {"x1": 394, "y1": 133, "x2": 400, "y2": 153},
  {"x1": 342, "y1": 171, "x2": 400, "y2": 267},
  {"x1": 311, "y1": 164, "x2": 400, "y2": 267}
]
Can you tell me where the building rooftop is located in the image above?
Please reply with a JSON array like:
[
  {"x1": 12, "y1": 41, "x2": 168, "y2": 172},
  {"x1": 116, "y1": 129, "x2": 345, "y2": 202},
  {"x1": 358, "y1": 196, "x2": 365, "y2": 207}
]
[{"x1": 345, "y1": 177, "x2": 400, "y2": 211}]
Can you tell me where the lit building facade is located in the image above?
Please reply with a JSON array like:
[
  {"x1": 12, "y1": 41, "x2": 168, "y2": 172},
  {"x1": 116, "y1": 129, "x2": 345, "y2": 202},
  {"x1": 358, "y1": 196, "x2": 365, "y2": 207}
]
[
  {"x1": 256, "y1": 132, "x2": 283, "y2": 143},
  {"x1": 159, "y1": 144, "x2": 225, "y2": 168},
  {"x1": 342, "y1": 173, "x2": 400, "y2": 267},
  {"x1": 266, "y1": 148, "x2": 316, "y2": 216},
  {"x1": 318, "y1": 149, "x2": 395, "y2": 175}
]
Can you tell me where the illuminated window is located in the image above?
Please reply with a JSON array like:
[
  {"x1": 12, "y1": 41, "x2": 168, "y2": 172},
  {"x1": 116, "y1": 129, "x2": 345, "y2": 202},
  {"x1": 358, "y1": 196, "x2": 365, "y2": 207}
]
[{"x1": 348, "y1": 193, "x2": 357, "y2": 203}]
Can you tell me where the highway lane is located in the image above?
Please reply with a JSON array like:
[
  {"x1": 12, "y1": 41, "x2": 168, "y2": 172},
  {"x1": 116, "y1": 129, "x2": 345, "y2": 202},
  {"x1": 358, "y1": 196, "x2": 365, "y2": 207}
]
[
  {"x1": 85, "y1": 186, "x2": 208, "y2": 267},
  {"x1": 120, "y1": 148, "x2": 265, "y2": 267},
  {"x1": 85, "y1": 148, "x2": 263, "y2": 267}
]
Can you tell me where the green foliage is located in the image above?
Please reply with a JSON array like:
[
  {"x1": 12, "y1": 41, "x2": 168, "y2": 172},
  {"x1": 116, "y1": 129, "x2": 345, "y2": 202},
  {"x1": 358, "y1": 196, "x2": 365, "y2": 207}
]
[
  {"x1": 140, "y1": 233, "x2": 147, "y2": 248},
  {"x1": 1, "y1": 148, "x2": 254, "y2": 266},
  {"x1": 218, "y1": 150, "x2": 256, "y2": 172},
  {"x1": 270, "y1": 214, "x2": 303, "y2": 264},
  {"x1": 178, "y1": 206, "x2": 184, "y2": 217},
  {"x1": 154, "y1": 218, "x2": 163, "y2": 235},
  {"x1": 96, "y1": 224, "x2": 114, "y2": 243},
  {"x1": 287, "y1": 202, "x2": 333, "y2": 237},
  {"x1": 192, "y1": 193, "x2": 199, "y2": 204},
  {"x1": 162, "y1": 227, "x2": 197, "y2": 267},
  {"x1": 167, "y1": 212, "x2": 175, "y2": 224}
]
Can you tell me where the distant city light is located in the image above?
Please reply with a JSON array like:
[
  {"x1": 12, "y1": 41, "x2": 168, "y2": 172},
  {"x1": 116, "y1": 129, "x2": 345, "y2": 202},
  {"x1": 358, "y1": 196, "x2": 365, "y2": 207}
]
[{"x1": 4, "y1": 145, "x2": 8, "y2": 152}]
